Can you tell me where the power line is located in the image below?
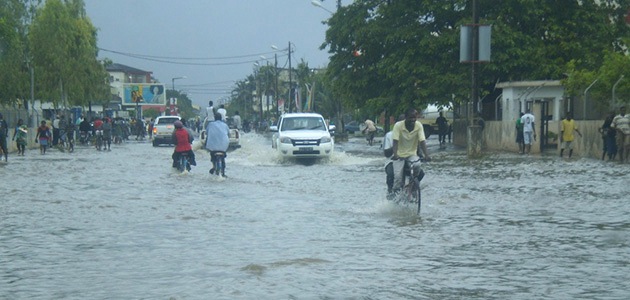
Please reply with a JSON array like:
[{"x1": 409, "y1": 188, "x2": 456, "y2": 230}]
[{"x1": 99, "y1": 47, "x2": 288, "y2": 66}]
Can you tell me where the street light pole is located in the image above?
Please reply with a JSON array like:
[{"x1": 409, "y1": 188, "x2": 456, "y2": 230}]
[
  {"x1": 311, "y1": 0, "x2": 334, "y2": 14},
  {"x1": 171, "y1": 76, "x2": 187, "y2": 116},
  {"x1": 275, "y1": 53, "x2": 279, "y2": 118},
  {"x1": 583, "y1": 78, "x2": 599, "y2": 120}
]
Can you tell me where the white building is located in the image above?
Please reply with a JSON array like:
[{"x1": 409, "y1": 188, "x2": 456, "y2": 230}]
[{"x1": 496, "y1": 80, "x2": 564, "y2": 122}]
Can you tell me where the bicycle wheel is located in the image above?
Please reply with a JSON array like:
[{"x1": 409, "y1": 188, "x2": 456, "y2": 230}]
[
  {"x1": 413, "y1": 179, "x2": 422, "y2": 214},
  {"x1": 215, "y1": 157, "x2": 223, "y2": 176},
  {"x1": 178, "y1": 155, "x2": 187, "y2": 173}
]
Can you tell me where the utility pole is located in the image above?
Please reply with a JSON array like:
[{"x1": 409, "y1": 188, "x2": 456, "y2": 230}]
[
  {"x1": 288, "y1": 42, "x2": 293, "y2": 113},
  {"x1": 275, "y1": 53, "x2": 279, "y2": 118}
]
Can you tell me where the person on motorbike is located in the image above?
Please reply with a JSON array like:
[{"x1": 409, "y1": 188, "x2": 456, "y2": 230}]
[
  {"x1": 171, "y1": 120, "x2": 196, "y2": 170},
  {"x1": 387, "y1": 108, "x2": 431, "y2": 196},
  {"x1": 204, "y1": 112, "x2": 230, "y2": 177}
]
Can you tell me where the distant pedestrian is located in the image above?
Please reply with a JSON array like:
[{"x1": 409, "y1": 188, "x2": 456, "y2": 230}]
[
  {"x1": 0, "y1": 113, "x2": 8, "y2": 161},
  {"x1": 35, "y1": 121, "x2": 51, "y2": 154},
  {"x1": 599, "y1": 112, "x2": 617, "y2": 161},
  {"x1": 521, "y1": 109, "x2": 536, "y2": 154},
  {"x1": 233, "y1": 111, "x2": 242, "y2": 130},
  {"x1": 148, "y1": 118, "x2": 154, "y2": 139},
  {"x1": 12, "y1": 119, "x2": 26, "y2": 155},
  {"x1": 612, "y1": 105, "x2": 630, "y2": 163},
  {"x1": 14, "y1": 125, "x2": 28, "y2": 156},
  {"x1": 560, "y1": 112, "x2": 582, "y2": 158},
  {"x1": 103, "y1": 117, "x2": 112, "y2": 151},
  {"x1": 436, "y1": 111, "x2": 448, "y2": 145},
  {"x1": 515, "y1": 112, "x2": 525, "y2": 154},
  {"x1": 52, "y1": 114, "x2": 61, "y2": 146}
]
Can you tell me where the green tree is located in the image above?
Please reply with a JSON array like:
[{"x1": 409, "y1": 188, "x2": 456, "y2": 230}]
[
  {"x1": 0, "y1": 0, "x2": 32, "y2": 106},
  {"x1": 28, "y1": 0, "x2": 108, "y2": 108},
  {"x1": 321, "y1": 0, "x2": 630, "y2": 118}
]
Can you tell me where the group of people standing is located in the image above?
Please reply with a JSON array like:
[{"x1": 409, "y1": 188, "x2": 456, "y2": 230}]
[{"x1": 514, "y1": 105, "x2": 630, "y2": 161}]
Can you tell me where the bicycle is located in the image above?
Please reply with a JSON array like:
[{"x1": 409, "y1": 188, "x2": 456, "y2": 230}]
[
  {"x1": 58, "y1": 131, "x2": 74, "y2": 153},
  {"x1": 212, "y1": 151, "x2": 226, "y2": 177},
  {"x1": 176, "y1": 152, "x2": 191, "y2": 173},
  {"x1": 80, "y1": 131, "x2": 92, "y2": 146},
  {"x1": 390, "y1": 157, "x2": 424, "y2": 214},
  {"x1": 94, "y1": 129, "x2": 103, "y2": 151}
]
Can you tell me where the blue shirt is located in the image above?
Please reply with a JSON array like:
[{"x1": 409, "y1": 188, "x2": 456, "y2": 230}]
[{"x1": 205, "y1": 121, "x2": 229, "y2": 152}]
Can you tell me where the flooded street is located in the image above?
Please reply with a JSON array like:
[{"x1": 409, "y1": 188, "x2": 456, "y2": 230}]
[{"x1": 1, "y1": 134, "x2": 629, "y2": 299}]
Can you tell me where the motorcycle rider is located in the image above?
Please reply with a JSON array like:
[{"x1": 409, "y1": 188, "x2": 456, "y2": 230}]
[
  {"x1": 204, "y1": 112, "x2": 230, "y2": 177},
  {"x1": 171, "y1": 120, "x2": 196, "y2": 170},
  {"x1": 388, "y1": 108, "x2": 431, "y2": 195}
]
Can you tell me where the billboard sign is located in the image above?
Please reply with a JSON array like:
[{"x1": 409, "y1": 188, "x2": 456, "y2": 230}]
[{"x1": 123, "y1": 84, "x2": 166, "y2": 105}]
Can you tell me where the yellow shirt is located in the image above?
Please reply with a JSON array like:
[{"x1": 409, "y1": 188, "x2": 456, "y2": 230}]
[
  {"x1": 392, "y1": 120, "x2": 426, "y2": 158},
  {"x1": 561, "y1": 119, "x2": 578, "y2": 142}
]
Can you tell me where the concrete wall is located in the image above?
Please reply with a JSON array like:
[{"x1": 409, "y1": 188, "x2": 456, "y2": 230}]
[{"x1": 457, "y1": 119, "x2": 605, "y2": 158}]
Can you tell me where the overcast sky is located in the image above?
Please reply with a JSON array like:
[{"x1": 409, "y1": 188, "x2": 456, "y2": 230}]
[{"x1": 83, "y1": 0, "x2": 349, "y2": 107}]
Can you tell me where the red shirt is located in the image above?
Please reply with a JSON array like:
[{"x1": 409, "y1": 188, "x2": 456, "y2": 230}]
[
  {"x1": 93, "y1": 119, "x2": 103, "y2": 129},
  {"x1": 174, "y1": 128, "x2": 192, "y2": 152}
]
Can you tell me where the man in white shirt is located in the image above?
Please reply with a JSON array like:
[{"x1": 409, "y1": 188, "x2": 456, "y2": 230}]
[
  {"x1": 612, "y1": 105, "x2": 630, "y2": 162},
  {"x1": 232, "y1": 111, "x2": 242, "y2": 130},
  {"x1": 521, "y1": 109, "x2": 536, "y2": 154},
  {"x1": 217, "y1": 105, "x2": 228, "y2": 122}
]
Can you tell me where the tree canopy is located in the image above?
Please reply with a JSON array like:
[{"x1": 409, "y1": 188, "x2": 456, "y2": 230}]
[{"x1": 321, "y1": 0, "x2": 630, "y2": 118}]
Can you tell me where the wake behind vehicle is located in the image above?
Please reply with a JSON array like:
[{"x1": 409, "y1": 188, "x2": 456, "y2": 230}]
[
  {"x1": 152, "y1": 116, "x2": 181, "y2": 147},
  {"x1": 270, "y1": 112, "x2": 335, "y2": 159}
]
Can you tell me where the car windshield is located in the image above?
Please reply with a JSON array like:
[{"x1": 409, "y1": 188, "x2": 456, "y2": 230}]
[
  {"x1": 157, "y1": 118, "x2": 179, "y2": 125},
  {"x1": 281, "y1": 117, "x2": 326, "y2": 131}
]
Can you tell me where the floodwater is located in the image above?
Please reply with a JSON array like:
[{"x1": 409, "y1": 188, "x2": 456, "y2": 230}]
[{"x1": 1, "y1": 134, "x2": 629, "y2": 299}]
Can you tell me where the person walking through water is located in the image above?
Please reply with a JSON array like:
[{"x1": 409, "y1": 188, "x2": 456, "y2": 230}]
[
  {"x1": 35, "y1": 121, "x2": 51, "y2": 154},
  {"x1": 436, "y1": 111, "x2": 448, "y2": 147},
  {"x1": 362, "y1": 118, "x2": 377, "y2": 146},
  {"x1": 521, "y1": 109, "x2": 536, "y2": 155},
  {"x1": 102, "y1": 117, "x2": 113, "y2": 151},
  {"x1": 515, "y1": 112, "x2": 525, "y2": 154},
  {"x1": 612, "y1": 105, "x2": 630, "y2": 163},
  {"x1": 14, "y1": 124, "x2": 28, "y2": 156},
  {"x1": 599, "y1": 112, "x2": 617, "y2": 161},
  {"x1": 0, "y1": 113, "x2": 8, "y2": 162},
  {"x1": 560, "y1": 112, "x2": 582, "y2": 158}
]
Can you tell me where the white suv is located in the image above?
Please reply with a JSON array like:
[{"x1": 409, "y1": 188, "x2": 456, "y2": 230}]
[{"x1": 270, "y1": 113, "x2": 335, "y2": 158}]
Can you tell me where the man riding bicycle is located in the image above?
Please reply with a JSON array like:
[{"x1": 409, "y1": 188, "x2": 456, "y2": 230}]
[
  {"x1": 204, "y1": 112, "x2": 230, "y2": 177},
  {"x1": 386, "y1": 108, "x2": 431, "y2": 196}
]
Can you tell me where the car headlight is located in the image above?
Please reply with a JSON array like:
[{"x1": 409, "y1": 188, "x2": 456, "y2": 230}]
[
  {"x1": 280, "y1": 137, "x2": 292, "y2": 144},
  {"x1": 320, "y1": 136, "x2": 331, "y2": 143}
]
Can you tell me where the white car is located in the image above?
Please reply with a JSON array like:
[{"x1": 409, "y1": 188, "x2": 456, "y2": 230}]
[
  {"x1": 270, "y1": 113, "x2": 335, "y2": 158},
  {"x1": 151, "y1": 116, "x2": 181, "y2": 147}
]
